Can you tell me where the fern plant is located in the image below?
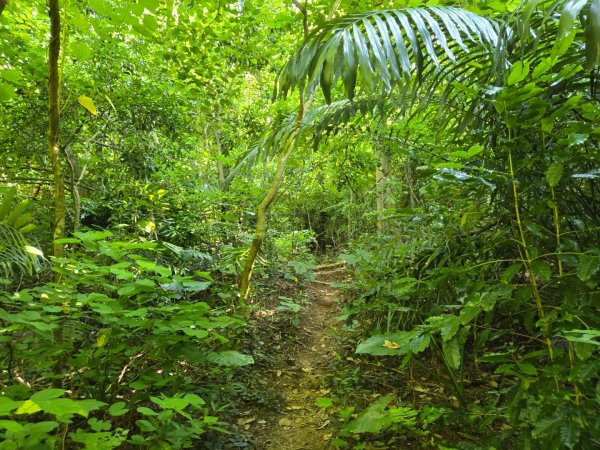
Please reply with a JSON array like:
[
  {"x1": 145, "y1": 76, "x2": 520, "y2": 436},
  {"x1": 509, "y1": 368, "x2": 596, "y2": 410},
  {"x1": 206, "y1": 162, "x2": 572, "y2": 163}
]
[{"x1": 0, "y1": 188, "x2": 42, "y2": 281}]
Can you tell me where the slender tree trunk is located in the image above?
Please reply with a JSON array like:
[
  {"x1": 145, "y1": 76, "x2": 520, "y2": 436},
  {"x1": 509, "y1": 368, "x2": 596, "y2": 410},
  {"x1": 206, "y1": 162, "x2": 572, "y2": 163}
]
[
  {"x1": 238, "y1": 143, "x2": 295, "y2": 305},
  {"x1": 214, "y1": 129, "x2": 227, "y2": 189},
  {"x1": 238, "y1": 101, "x2": 308, "y2": 304},
  {"x1": 0, "y1": 0, "x2": 8, "y2": 16},
  {"x1": 375, "y1": 145, "x2": 390, "y2": 233},
  {"x1": 64, "y1": 144, "x2": 82, "y2": 231},
  {"x1": 238, "y1": 4, "x2": 311, "y2": 308},
  {"x1": 48, "y1": 0, "x2": 66, "y2": 258}
]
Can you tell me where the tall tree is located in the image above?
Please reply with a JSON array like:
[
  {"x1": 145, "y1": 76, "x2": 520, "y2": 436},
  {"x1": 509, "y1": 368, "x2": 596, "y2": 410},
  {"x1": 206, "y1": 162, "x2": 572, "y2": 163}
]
[{"x1": 48, "y1": 0, "x2": 65, "y2": 258}]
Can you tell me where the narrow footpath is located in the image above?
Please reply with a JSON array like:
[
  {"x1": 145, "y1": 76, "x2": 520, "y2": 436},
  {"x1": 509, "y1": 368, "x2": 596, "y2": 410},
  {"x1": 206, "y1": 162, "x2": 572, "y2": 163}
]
[{"x1": 254, "y1": 265, "x2": 345, "y2": 449}]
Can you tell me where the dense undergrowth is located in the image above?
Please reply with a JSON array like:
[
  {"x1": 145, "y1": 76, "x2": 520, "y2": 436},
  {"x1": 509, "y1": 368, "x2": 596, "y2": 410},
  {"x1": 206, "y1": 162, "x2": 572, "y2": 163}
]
[{"x1": 2, "y1": 0, "x2": 600, "y2": 448}]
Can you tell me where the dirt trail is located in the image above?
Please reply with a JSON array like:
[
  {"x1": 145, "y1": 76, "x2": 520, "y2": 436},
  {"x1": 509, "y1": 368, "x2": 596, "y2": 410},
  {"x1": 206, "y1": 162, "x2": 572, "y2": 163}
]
[{"x1": 255, "y1": 269, "x2": 343, "y2": 450}]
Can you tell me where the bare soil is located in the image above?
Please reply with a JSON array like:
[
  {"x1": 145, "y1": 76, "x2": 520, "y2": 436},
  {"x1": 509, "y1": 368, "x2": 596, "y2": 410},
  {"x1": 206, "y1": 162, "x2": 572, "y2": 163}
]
[{"x1": 248, "y1": 270, "x2": 344, "y2": 449}]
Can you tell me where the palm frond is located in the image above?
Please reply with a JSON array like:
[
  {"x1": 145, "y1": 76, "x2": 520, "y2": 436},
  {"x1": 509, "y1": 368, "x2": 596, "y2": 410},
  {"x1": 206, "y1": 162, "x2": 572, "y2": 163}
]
[
  {"x1": 512, "y1": 0, "x2": 600, "y2": 69},
  {"x1": 0, "y1": 222, "x2": 41, "y2": 280},
  {"x1": 275, "y1": 7, "x2": 503, "y2": 104},
  {"x1": 0, "y1": 189, "x2": 42, "y2": 281}
]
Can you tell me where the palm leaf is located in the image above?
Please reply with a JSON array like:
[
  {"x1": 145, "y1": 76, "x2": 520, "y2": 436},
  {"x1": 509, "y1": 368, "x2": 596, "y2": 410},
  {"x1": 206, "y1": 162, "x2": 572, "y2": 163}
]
[
  {"x1": 275, "y1": 7, "x2": 503, "y2": 104},
  {"x1": 512, "y1": 0, "x2": 600, "y2": 69},
  {"x1": 0, "y1": 189, "x2": 42, "y2": 281}
]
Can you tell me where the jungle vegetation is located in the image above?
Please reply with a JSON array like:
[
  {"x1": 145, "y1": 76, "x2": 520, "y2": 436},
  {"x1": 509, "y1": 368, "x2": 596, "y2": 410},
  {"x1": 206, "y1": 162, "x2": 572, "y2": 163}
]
[{"x1": 0, "y1": 0, "x2": 599, "y2": 448}]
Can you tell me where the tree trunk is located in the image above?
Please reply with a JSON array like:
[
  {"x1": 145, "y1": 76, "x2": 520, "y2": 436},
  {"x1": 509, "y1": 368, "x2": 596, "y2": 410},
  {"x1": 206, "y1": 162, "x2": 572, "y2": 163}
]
[
  {"x1": 63, "y1": 144, "x2": 82, "y2": 232},
  {"x1": 238, "y1": 6, "x2": 311, "y2": 309},
  {"x1": 48, "y1": 0, "x2": 66, "y2": 258},
  {"x1": 0, "y1": 0, "x2": 8, "y2": 16},
  {"x1": 375, "y1": 145, "x2": 390, "y2": 233},
  {"x1": 238, "y1": 143, "x2": 294, "y2": 306}
]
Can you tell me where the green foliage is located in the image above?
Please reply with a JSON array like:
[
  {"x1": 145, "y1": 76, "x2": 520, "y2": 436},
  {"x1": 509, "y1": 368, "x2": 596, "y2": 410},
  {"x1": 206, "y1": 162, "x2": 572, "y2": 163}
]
[
  {"x1": 0, "y1": 189, "x2": 42, "y2": 281},
  {"x1": 2, "y1": 0, "x2": 600, "y2": 447},
  {"x1": 0, "y1": 231, "x2": 250, "y2": 448}
]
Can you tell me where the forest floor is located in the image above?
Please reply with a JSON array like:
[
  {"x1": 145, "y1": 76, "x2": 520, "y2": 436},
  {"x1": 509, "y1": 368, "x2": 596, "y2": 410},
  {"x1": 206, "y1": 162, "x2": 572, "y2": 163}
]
[{"x1": 241, "y1": 266, "x2": 346, "y2": 450}]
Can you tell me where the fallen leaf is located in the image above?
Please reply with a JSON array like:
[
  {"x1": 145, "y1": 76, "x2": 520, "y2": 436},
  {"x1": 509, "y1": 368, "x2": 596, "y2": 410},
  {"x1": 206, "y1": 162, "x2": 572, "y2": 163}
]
[
  {"x1": 317, "y1": 420, "x2": 330, "y2": 430},
  {"x1": 278, "y1": 418, "x2": 293, "y2": 427},
  {"x1": 237, "y1": 417, "x2": 256, "y2": 426},
  {"x1": 383, "y1": 339, "x2": 400, "y2": 349}
]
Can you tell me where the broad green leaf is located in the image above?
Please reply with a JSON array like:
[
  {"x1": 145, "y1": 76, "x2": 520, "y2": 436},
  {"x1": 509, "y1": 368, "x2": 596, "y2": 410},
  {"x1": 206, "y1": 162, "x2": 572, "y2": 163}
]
[
  {"x1": 0, "y1": 397, "x2": 22, "y2": 415},
  {"x1": 440, "y1": 316, "x2": 460, "y2": 342},
  {"x1": 15, "y1": 400, "x2": 42, "y2": 415},
  {"x1": 577, "y1": 254, "x2": 600, "y2": 281},
  {"x1": 37, "y1": 398, "x2": 88, "y2": 419},
  {"x1": 0, "y1": 69, "x2": 23, "y2": 83},
  {"x1": 530, "y1": 259, "x2": 552, "y2": 282},
  {"x1": 77, "y1": 95, "x2": 98, "y2": 116},
  {"x1": 183, "y1": 394, "x2": 205, "y2": 408},
  {"x1": 467, "y1": 145, "x2": 484, "y2": 157},
  {"x1": 25, "y1": 421, "x2": 60, "y2": 433},
  {"x1": 573, "y1": 342, "x2": 595, "y2": 360},
  {"x1": 500, "y1": 263, "x2": 523, "y2": 283},
  {"x1": 182, "y1": 281, "x2": 210, "y2": 292},
  {"x1": 409, "y1": 331, "x2": 430, "y2": 353},
  {"x1": 343, "y1": 396, "x2": 392, "y2": 433},
  {"x1": 545, "y1": 162, "x2": 564, "y2": 187},
  {"x1": 0, "y1": 82, "x2": 16, "y2": 102},
  {"x1": 459, "y1": 303, "x2": 480, "y2": 325},
  {"x1": 137, "y1": 407, "x2": 158, "y2": 416},
  {"x1": 533, "y1": 57, "x2": 556, "y2": 78},
  {"x1": 0, "y1": 420, "x2": 24, "y2": 432},
  {"x1": 563, "y1": 329, "x2": 600, "y2": 345},
  {"x1": 180, "y1": 327, "x2": 209, "y2": 339},
  {"x1": 206, "y1": 351, "x2": 254, "y2": 367},
  {"x1": 78, "y1": 399, "x2": 106, "y2": 413},
  {"x1": 70, "y1": 41, "x2": 92, "y2": 61},
  {"x1": 585, "y1": 0, "x2": 600, "y2": 69},
  {"x1": 560, "y1": 417, "x2": 581, "y2": 449},
  {"x1": 507, "y1": 61, "x2": 530, "y2": 85},
  {"x1": 442, "y1": 337, "x2": 461, "y2": 370},
  {"x1": 356, "y1": 332, "x2": 413, "y2": 356},
  {"x1": 316, "y1": 397, "x2": 333, "y2": 408},
  {"x1": 135, "y1": 419, "x2": 156, "y2": 432},
  {"x1": 517, "y1": 363, "x2": 537, "y2": 376},
  {"x1": 87, "y1": 0, "x2": 113, "y2": 16},
  {"x1": 30, "y1": 389, "x2": 65, "y2": 402},
  {"x1": 108, "y1": 401, "x2": 129, "y2": 416},
  {"x1": 566, "y1": 133, "x2": 588, "y2": 146}
]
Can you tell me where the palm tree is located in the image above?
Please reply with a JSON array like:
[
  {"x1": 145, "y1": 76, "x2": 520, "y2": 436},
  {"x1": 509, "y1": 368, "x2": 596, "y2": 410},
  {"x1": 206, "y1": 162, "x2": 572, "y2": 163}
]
[
  {"x1": 238, "y1": 5, "x2": 503, "y2": 304},
  {"x1": 238, "y1": 0, "x2": 600, "y2": 304}
]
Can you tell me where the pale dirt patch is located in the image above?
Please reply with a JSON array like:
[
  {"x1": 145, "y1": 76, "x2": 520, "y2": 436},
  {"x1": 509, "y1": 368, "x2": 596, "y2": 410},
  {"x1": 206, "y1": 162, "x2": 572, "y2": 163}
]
[{"x1": 250, "y1": 270, "x2": 344, "y2": 450}]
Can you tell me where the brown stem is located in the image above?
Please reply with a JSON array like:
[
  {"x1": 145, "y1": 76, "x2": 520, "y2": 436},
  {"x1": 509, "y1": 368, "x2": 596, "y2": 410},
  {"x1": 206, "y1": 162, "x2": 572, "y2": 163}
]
[
  {"x1": 238, "y1": 143, "x2": 295, "y2": 306},
  {"x1": 63, "y1": 144, "x2": 81, "y2": 231},
  {"x1": 291, "y1": 0, "x2": 308, "y2": 40}
]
